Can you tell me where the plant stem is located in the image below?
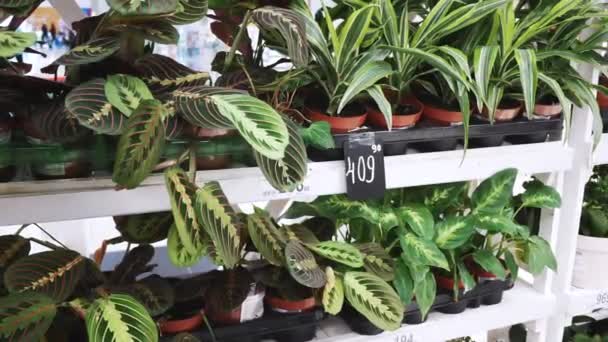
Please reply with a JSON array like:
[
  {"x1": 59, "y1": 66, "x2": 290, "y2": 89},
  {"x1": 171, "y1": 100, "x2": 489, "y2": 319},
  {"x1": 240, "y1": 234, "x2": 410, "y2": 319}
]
[
  {"x1": 15, "y1": 224, "x2": 30, "y2": 235},
  {"x1": 153, "y1": 148, "x2": 190, "y2": 172},
  {"x1": 29, "y1": 237, "x2": 61, "y2": 251},
  {"x1": 33, "y1": 223, "x2": 68, "y2": 249},
  {"x1": 202, "y1": 313, "x2": 217, "y2": 342},
  {"x1": 385, "y1": 236, "x2": 400, "y2": 252},
  {"x1": 188, "y1": 145, "x2": 197, "y2": 183},
  {"x1": 224, "y1": 10, "x2": 252, "y2": 74}
]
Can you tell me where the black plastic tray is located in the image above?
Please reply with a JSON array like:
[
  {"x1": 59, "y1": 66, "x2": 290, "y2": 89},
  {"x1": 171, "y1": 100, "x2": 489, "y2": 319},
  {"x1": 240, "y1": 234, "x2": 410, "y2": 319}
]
[
  {"x1": 309, "y1": 117, "x2": 563, "y2": 161},
  {"x1": 160, "y1": 309, "x2": 324, "y2": 342}
]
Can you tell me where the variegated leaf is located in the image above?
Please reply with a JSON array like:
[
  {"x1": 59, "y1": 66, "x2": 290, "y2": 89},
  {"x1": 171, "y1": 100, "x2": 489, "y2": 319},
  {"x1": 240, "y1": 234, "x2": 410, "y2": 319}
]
[
  {"x1": 343, "y1": 272, "x2": 403, "y2": 331},
  {"x1": 356, "y1": 243, "x2": 394, "y2": 281},
  {"x1": 107, "y1": 0, "x2": 178, "y2": 16},
  {"x1": 322, "y1": 267, "x2": 344, "y2": 315},
  {"x1": 285, "y1": 241, "x2": 326, "y2": 288},
  {"x1": 434, "y1": 216, "x2": 475, "y2": 249},
  {"x1": 394, "y1": 258, "x2": 414, "y2": 306},
  {"x1": 0, "y1": 235, "x2": 30, "y2": 271},
  {"x1": 254, "y1": 119, "x2": 307, "y2": 192},
  {"x1": 4, "y1": 250, "x2": 85, "y2": 303},
  {"x1": 135, "y1": 54, "x2": 209, "y2": 95},
  {"x1": 196, "y1": 182, "x2": 243, "y2": 269},
  {"x1": 400, "y1": 233, "x2": 449, "y2": 270},
  {"x1": 105, "y1": 74, "x2": 154, "y2": 117},
  {"x1": 109, "y1": 244, "x2": 155, "y2": 285},
  {"x1": 251, "y1": 6, "x2": 309, "y2": 67},
  {"x1": 206, "y1": 268, "x2": 252, "y2": 312},
  {"x1": 521, "y1": 178, "x2": 561, "y2": 209},
  {"x1": 414, "y1": 271, "x2": 436, "y2": 319},
  {"x1": 308, "y1": 241, "x2": 364, "y2": 268},
  {"x1": 164, "y1": 167, "x2": 204, "y2": 255},
  {"x1": 167, "y1": 224, "x2": 202, "y2": 267},
  {"x1": 283, "y1": 224, "x2": 319, "y2": 244},
  {"x1": 52, "y1": 36, "x2": 120, "y2": 65},
  {"x1": 168, "y1": 0, "x2": 208, "y2": 25},
  {"x1": 86, "y1": 294, "x2": 158, "y2": 342},
  {"x1": 109, "y1": 19, "x2": 179, "y2": 44},
  {"x1": 473, "y1": 214, "x2": 518, "y2": 234},
  {"x1": 0, "y1": 31, "x2": 36, "y2": 57},
  {"x1": 471, "y1": 168, "x2": 517, "y2": 214},
  {"x1": 116, "y1": 275, "x2": 175, "y2": 316},
  {"x1": 472, "y1": 250, "x2": 506, "y2": 279},
  {"x1": 29, "y1": 99, "x2": 90, "y2": 144},
  {"x1": 247, "y1": 208, "x2": 286, "y2": 266},
  {"x1": 473, "y1": 46, "x2": 499, "y2": 112},
  {"x1": 173, "y1": 86, "x2": 241, "y2": 128},
  {"x1": 65, "y1": 78, "x2": 126, "y2": 135},
  {"x1": 115, "y1": 212, "x2": 173, "y2": 244},
  {"x1": 0, "y1": 292, "x2": 56, "y2": 341},
  {"x1": 113, "y1": 99, "x2": 166, "y2": 189},
  {"x1": 395, "y1": 204, "x2": 434, "y2": 240},
  {"x1": 515, "y1": 49, "x2": 538, "y2": 118}
]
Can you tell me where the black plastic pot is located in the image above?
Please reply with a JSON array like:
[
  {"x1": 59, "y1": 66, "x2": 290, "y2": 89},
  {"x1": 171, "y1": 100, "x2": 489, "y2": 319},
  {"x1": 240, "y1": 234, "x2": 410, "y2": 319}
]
[{"x1": 340, "y1": 305, "x2": 383, "y2": 336}]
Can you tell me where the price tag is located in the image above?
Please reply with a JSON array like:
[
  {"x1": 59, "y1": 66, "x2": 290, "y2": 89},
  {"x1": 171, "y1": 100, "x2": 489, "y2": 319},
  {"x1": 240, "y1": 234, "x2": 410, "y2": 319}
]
[
  {"x1": 344, "y1": 133, "x2": 386, "y2": 200},
  {"x1": 596, "y1": 291, "x2": 608, "y2": 307},
  {"x1": 393, "y1": 333, "x2": 415, "y2": 342}
]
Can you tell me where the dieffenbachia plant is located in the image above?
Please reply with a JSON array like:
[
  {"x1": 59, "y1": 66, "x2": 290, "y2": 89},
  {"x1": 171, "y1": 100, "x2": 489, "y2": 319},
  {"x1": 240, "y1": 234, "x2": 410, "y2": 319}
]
[
  {"x1": 581, "y1": 166, "x2": 608, "y2": 238},
  {"x1": 247, "y1": 207, "x2": 404, "y2": 331}
]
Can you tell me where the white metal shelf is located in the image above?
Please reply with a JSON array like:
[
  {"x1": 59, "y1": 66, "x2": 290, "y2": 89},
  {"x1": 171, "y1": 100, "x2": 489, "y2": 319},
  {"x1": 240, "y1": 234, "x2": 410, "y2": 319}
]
[
  {"x1": 315, "y1": 283, "x2": 555, "y2": 342},
  {"x1": 593, "y1": 133, "x2": 608, "y2": 165},
  {"x1": 0, "y1": 142, "x2": 573, "y2": 225},
  {"x1": 567, "y1": 286, "x2": 608, "y2": 318}
]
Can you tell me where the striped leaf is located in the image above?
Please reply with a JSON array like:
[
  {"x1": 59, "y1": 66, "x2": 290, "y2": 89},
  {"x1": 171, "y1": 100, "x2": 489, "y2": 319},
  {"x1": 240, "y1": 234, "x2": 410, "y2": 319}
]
[
  {"x1": 167, "y1": 224, "x2": 202, "y2": 267},
  {"x1": 395, "y1": 204, "x2": 434, "y2": 240},
  {"x1": 108, "y1": 0, "x2": 178, "y2": 15},
  {"x1": 0, "y1": 0, "x2": 38, "y2": 8},
  {"x1": 400, "y1": 233, "x2": 449, "y2": 270},
  {"x1": 394, "y1": 258, "x2": 414, "y2": 306},
  {"x1": 168, "y1": 0, "x2": 208, "y2": 25},
  {"x1": 458, "y1": 261, "x2": 476, "y2": 291},
  {"x1": 285, "y1": 241, "x2": 326, "y2": 289},
  {"x1": 65, "y1": 78, "x2": 126, "y2": 135},
  {"x1": 473, "y1": 46, "x2": 499, "y2": 113},
  {"x1": 206, "y1": 268, "x2": 252, "y2": 312},
  {"x1": 117, "y1": 275, "x2": 175, "y2": 316},
  {"x1": 173, "y1": 86, "x2": 241, "y2": 128},
  {"x1": 109, "y1": 19, "x2": 179, "y2": 45},
  {"x1": 366, "y1": 85, "x2": 392, "y2": 129},
  {"x1": 4, "y1": 250, "x2": 85, "y2": 303},
  {"x1": 86, "y1": 294, "x2": 158, "y2": 342},
  {"x1": 414, "y1": 271, "x2": 436, "y2": 319},
  {"x1": 247, "y1": 208, "x2": 286, "y2": 266},
  {"x1": 105, "y1": 74, "x2": 154, "y2": 117},
  {"x1": 471, "y1": 168, "x2": 517, "y2": 214},
  {"x1": 115, "y1": 212, "x2": 173, "y2": 244},
  {"x1": 254, "y1": 118, "x2": 307, "y2": 192},
  {"x1": 195, "y1": 181, "x2": 243, "y2": 269},
  {"x1": 337, "y1": 61, "x2": 392, "y2": 115},
  {"x1": 335, "y1": 5, "x2": 375, "y2": 73},
  {"x1": 0, "y1": 31, "x2": 35, "y2": 57},
  {"x1": 538, "y1": 73, "x2": 571, "y2": 136},
  {"x1": 521, "y1": 178, "x2": 562, "y2": 209},
  {"x1": 210, "y1": 94, "x2": 289, "y2": 160},
  {"x1": 110, "y1": 244, "x2": 155, "y2": 285},
  {"x1": 356, "y1": 243, "x2": 395, "y2": 281},
  {"x1": 472, "y1": 250, "x2": 506, "y2": 279},
  {"x1": 113, "y1": 99, "x2": 166, "y2": 189},
  {"x1": 29, "y1": 99, "x2": 90, "y2": 144},
  {"x1": 53, "y1": 36, "x2": 120, "y2": 65},
  {"x1": 164, "y1": 167, "x2": 203, "y2": 255},
  {"x1": 434, "y1": 216, "x2": 475, "y2": 249},
  {"x1": 251, "y1": 6, "x2": 309, "y2": 67},
  {"x1": 322, "y1": 267, "x2": 344, "y2": 315},
  {"x1": 473, "y1": 214, "x2": 518, "y2": 234},
  {"x1": 0, "y1": 292, "x2": 56, "y2": 341},
  {"x1": 308, "y1": 241, "x2": 364, "y2": 268},
  {"x1": 0, "y1": 235, "x2": 30, "y2": 271},
  {"x1": 135, "y1": 54, "x2": 209, "y2": 95},
  {"x1": 514, "y1": 49, "x2": 538, "y2": 118},
  {"x1": 344, "y1": 272, "x2": 403, "y2": 331},
  {"x1": 283, "y1": 224, "x2": 319, "y2": 244}
]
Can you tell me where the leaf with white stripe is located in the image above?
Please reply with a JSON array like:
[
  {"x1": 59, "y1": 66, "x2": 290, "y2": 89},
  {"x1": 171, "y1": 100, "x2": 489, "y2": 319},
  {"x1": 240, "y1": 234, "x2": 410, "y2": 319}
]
[
  {"x1": 136, "y1": 54, "x2": 209, "y2": 95},
  {"x1": 434, "y1": 216, "x2": 474, "y2": 249},
  {"x1": 52, "y1": 36, "x2": 120, "y2": 65},
  {"x1": 108, "y1": 0, "x2": 178, "y2": 16},
  {"x1": 515, "y1": 49, "x2": 538, "y2": 118},
  {"x1": 471, "y1": 168, "x2": 517, "y2": 214},
  {"x1": 337, "y1": 61, "x2": 392, "y2": 115},
  {"x1": 285, "y1": 241, "x2": 326, "y2": 288},
  {"x1": 168, "y1": 0, "x2": 208, "y2": 25},
  {"x1": 105, "y1": 74, "x2": 154, "y2": 118},
  {"x1": 247, "y1": 208, "x2": 286, "y2": 266},
  {"x1": 322, "y1": 267, "x2": 344, "y2": 315},
  {"x1": 473, "y1": 46, "x2": 499, "y2": 113}
]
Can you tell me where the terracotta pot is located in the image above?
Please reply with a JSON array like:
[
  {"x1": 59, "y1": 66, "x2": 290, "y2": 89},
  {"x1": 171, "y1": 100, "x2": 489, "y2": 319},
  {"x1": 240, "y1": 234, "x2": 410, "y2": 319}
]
[
  {"x1": 367, "y1": 97, "x2": 424, "y2": 129},
  {"x1": 196, "y1": 155, "x2": 232, "y2": 170},
  {"x1": 159, "y1": 312, "x2": 204, "y2": 334},
  {"x1": 265, "y1": 295, "x2": 316, "y2": 313},
  {"x1": 480, "y1": 103, "x2": 522, "y2": 122},
  {"x1": 422, "y1": 104, "x2": 463, "y2": 125},
  {"x1": 186, "y1": 126, "x2": 237, "y2": 140},
  {"x1": 434, "y1": 273, "x2": 464, "y2": 291},
  {"x1": 306, "y1": 108, "x2": 367, "y2": 134},
  {"x1": 207, "y1": 305, "x2": 243, "y2": 325},
  {"x1": 598, "y1": 77, "x2": 608, "y2": 110},
  {"x1": 533, "y1": 102, "x2": 562, "y2": 117}
]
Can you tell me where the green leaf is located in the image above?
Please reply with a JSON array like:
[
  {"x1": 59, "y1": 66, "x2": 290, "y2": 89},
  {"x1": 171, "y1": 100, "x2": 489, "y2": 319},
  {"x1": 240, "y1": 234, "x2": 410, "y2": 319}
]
[
  {"x1": 4, "y1": 250, "x2": 85, "y2": 303},
  {"x1": 164, "y1": 167, "x2": 204, "y2": 255},
  {"x1": 514, "y1": 49, "x2": 538, "y2": 119},
  {"x1": 526, "y1": 236, "x2": 557, "y2": 274},
  {"x1": 472, "y1": 168, "x2": 517, "y2": 214},
  {"x1": 457, "y1": 261, "x2": 476, "y2": 291},
  {"x1": 538, "y1": 73, "x2": 571, "y2": 138},
  {"x1": 113, "y1": 99, "x2": 166, "y2": 189},
  {"x1": 210, "y1": 94, "x2": 289, "y2": 160},
  {"x1": 394, "y1": 258, "x2": 414, "y2": 306},
  {"x1": 473, "y1": 46, "x2": 499, "y2": 113},
  {"x1": 135, "y1": 54, "x2": 209, "y2": 95},
  {"x1": 173, "y1": 86, "x2": 240, "y2": 128},
  {"x1": 472, "y1": 250, "x2": 506, "y2": 280},
  {"x1": 117, "y1": 275, "x2": 175, "y2": 316},
  {"x1": 401, "y1": 253, "x2": 430, "y2": 286},
  {"x1": 343, "y1": 272, "x2": 404, "y2": 331},
  {"x1": 110, "y1": 19, "x2": 180, "y2": 44},
  {"x1": 504, "y1": 250, "x2": 519, "y2": 280},
  {"x1": 285, "y1": 241, "x2": 326, "y2": 288},
  {"x1": 105, "y1": 74, "x2": 154, "y2": 117},
  {"x1": 0, "y1": 292, "x2": 56, "y2": 341},
  {"x1": 395, "y1": 204, "x2": 435, "y2": 240},
  {"x1": 435, "y1": 216, "x2": 475, "y2": 249},
  {"x1": 0, "y1": 31, "x2": 36, "y2": 57},
  {"x1": 473, "y1": 214, "x2": 518, "y2": 234},
  {"x1": 414, "y1": 271, "x2": 436, "y2": 319},
  {"x1": 0, "y1": 235, "x2": 30, "y2": 271},
  {"x1": 116, "y1": 212, "x2": 173, "y2": 244},
  {"x1": 251, "y1": 6, "x2": 309, "y2": 67},
  {"x1": 308, "y1": 241, "x2": 364, "y2": 268},
  {"x1": 335, "y1": 5, "x2": 375, "y2": 73},
  {"x1": 400, "y1": 233, "x2": 449, "y2": 270},
  {"x1": 300, "y1": 121, "x2": 335, "y2": 150},
  {"x1": 322, "y1": 267, "x2": 344, "y2": 315},
  {"x1": 109, "y1": 244, "x2": 155, "y2": 285},
  {"x1": 65, "y1": 78, "x2": 126, "y2": 135},
  {"x1": 254, "y1": 119, "x2": 307, "y2": 192},
  {"x1": 107, "y1": 0, "x2": 178, "y2": 15},
  {"x1": 168, "y1": 0, "x2": 208, "y2": 25},
  {"x1": 167, "y1": 224, "x2": 202, "y2": 267},
  {"x1": 366, "y1": 85, "x2": 393, "y2": 129},
  {"x1": 337, "y1": 61, "x2": 392, "y2": 115},
  {"x1": 196, "y1": 181, "x2": 243, "y2": 269},
  {"x1": 86, "y1": 294, "x2": 158, "y2": 342},
  {"x1": 356, "y1": 243, "x2": 395, "y2": 281},
  {"x1": 247, "y1": 208, "x2": 286, "y2": 266},
  {"x1": 521, "y1": 178, "x2": 562, "y2": 209},
  {"x1": 52, "y1": 36, "x2": 120, "y2": 65},
  {"x1": 283, "y1": 224, "x2": 319, "y2": 244}
]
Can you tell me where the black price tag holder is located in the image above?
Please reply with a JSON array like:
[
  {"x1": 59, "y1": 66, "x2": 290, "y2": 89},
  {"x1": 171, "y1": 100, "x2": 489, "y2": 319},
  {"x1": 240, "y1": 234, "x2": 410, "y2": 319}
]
[{"x1": 344, "y1": 132, "x2": 386, "y2": 200}]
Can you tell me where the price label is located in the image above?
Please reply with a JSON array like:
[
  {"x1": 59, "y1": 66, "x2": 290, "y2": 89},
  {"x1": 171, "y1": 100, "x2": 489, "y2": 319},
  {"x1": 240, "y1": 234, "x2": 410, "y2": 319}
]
[
  {"x1": 344, "y1": 132, "x2": 386, "y2": 200},
  {"x1": 393, "y1": 333, "x2": 415, "y2": 342},
  {"x1": 596, "y1": 292, "x2": 608, "y2": 307}
]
